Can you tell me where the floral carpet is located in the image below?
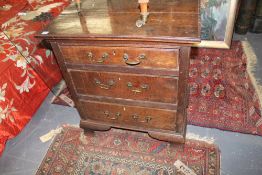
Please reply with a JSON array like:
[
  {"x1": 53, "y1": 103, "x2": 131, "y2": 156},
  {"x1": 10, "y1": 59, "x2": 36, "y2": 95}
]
[
  {"x1": 52, "y1": 41, "x2": 262, "y2": 136},
  {"x1": 36, "y1": 127, "x2": 220, "y2": 175},
  {"x1": 0, "y1": 0, "x2": 69, "y2": 156}
]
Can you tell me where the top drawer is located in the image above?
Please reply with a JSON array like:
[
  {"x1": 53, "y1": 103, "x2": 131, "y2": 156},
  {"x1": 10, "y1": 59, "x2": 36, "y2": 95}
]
[{"x1": 59, "y1": 45, "x2": 179, "y2": 70}]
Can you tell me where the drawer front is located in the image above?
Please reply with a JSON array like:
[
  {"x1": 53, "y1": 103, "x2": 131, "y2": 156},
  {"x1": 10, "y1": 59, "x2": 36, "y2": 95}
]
[
  {"x1": 60, "y1": 45, "x2": 179, "y2": 69},
  {"x1": 69, "y1": 70, "x2": 178, "y2": 103},
  {"x1": 80, "y1": 100, "x2": 176, "y2": 131}
]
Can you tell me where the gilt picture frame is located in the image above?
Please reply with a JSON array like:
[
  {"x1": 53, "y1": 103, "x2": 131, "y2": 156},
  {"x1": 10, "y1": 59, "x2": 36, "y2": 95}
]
[{"x1": 194, "y1": 0, "x2": 239, "y2": 49}]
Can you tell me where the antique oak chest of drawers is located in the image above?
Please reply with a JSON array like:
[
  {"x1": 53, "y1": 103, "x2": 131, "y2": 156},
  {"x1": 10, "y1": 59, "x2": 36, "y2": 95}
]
[{"x1": 38, "y1": 0, "x2": 200, "y2": 143}]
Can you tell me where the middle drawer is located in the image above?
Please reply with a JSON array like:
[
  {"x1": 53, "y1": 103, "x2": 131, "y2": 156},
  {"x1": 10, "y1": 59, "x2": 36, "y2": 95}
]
[{"x1": 69, "y1": 69, "x2": 178, "y2": 104}]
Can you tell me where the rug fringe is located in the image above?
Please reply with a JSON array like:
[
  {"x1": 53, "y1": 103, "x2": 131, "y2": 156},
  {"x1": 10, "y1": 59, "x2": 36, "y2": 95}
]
[
  {"x1": 40, "y1": 127, "x2": 62, "y2": 143},
  {"x1": 39, "y1": 124, "x2": 78, "y2": 142},
  {"x1": 186, "y1": 133, "x2": 215, "y2": 144},
  {"x1": 241, "y1": 41, "x2": 262, "y2": 116},
  {"x1": 242, "y1": 41, "x2": 262, "y2": 105},
  {"x1": 40, "y1": 126, "x2": 215, "y2": 144}
]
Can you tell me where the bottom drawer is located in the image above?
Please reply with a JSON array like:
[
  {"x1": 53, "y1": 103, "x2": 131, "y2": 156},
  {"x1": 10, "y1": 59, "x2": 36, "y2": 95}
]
[{"x1": 80, "y1": 100, "x2": 177, "y2": 131}]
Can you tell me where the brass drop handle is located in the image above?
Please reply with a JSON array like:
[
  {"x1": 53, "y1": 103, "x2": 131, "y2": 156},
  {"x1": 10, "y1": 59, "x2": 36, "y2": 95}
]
[
  {"x1": 87, "y1": 52, "x2": 109, "y2": 63},
  {"x1": 132, "y1": 114, "x2": 152, "y2": 123},
  {"x1": 94, "y1": 78, "x2": 115, "y2": 90},
  {"x1": 127, "y1": 82, "x2": 149, "y2": 93},
  {"x1": 123, "y1": 53, "x2": 146, "y2": 66},
  {"x1": 104, "y1": 110, "x2": 110, "y2": 117},
  {"x1": 104, "y1": 111, "x2": 120, "y2": 120}
]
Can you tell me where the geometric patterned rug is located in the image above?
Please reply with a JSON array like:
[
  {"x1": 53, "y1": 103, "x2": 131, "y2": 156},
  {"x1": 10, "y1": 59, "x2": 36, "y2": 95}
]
[
  {"x1": 52, "y1": 41, "x2": 262, "y2": 136},
  {"x1": 188, "y1": 41, "x2": 262, "y2": 135},
  {"x1": 36, "y1": 126, "x2": 220, "y2": 175}
]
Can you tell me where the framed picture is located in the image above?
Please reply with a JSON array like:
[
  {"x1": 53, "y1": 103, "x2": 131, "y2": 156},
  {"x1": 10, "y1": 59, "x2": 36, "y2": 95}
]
[{"x1": 195, "y1": 0, "x2": 239, "y2": 49}]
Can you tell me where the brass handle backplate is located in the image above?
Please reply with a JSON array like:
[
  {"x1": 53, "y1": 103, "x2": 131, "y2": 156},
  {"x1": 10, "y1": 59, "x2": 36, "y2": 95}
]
[
  {"x1": 127, "y1": 82, "x2": 149, "y2": 93},
  {"x1": 87, "y1": 52, "x2": 109, "y2": 63},
  {"x1": 104, "y1": 111, "x2": 120, "y2": 120},
  {"x1": 132, "y1": 114, "x2": 152, "y2": 123},
  {"x1": 123, "y1": 53, "x2": 146, "y2": 66},
  {"x1": 94, "y1": 78, "x2": 115, "y2": 90}
]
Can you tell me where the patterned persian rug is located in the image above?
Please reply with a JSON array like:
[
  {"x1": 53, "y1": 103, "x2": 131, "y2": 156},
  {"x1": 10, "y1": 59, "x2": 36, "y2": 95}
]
[
  {"x1": 188, "y1": 41, "x2": 262, "y2": 135},
  {"x1": 51, "y1": 41, "x2": 262, "y2": 136},
  {"x1": 36, "y1": 127, "x2": 220, "y2": 175}
]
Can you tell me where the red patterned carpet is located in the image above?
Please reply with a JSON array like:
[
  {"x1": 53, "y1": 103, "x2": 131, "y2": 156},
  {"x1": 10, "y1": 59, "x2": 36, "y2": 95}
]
[
  {"x1": 188, "y1": 41, "x2": 261, "y2": 135},
  {"x1": 52, "y1": 41, "x2": 262, "y2": 136},
  {"x1": 36, "y1": 127, "x2": 220, "y2": 175}
]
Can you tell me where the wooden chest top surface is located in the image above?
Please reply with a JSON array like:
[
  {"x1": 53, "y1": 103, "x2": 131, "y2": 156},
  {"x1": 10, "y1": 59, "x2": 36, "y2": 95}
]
[{"x1": 37, "y1": 0, "x2": 200, "y2": 44}]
